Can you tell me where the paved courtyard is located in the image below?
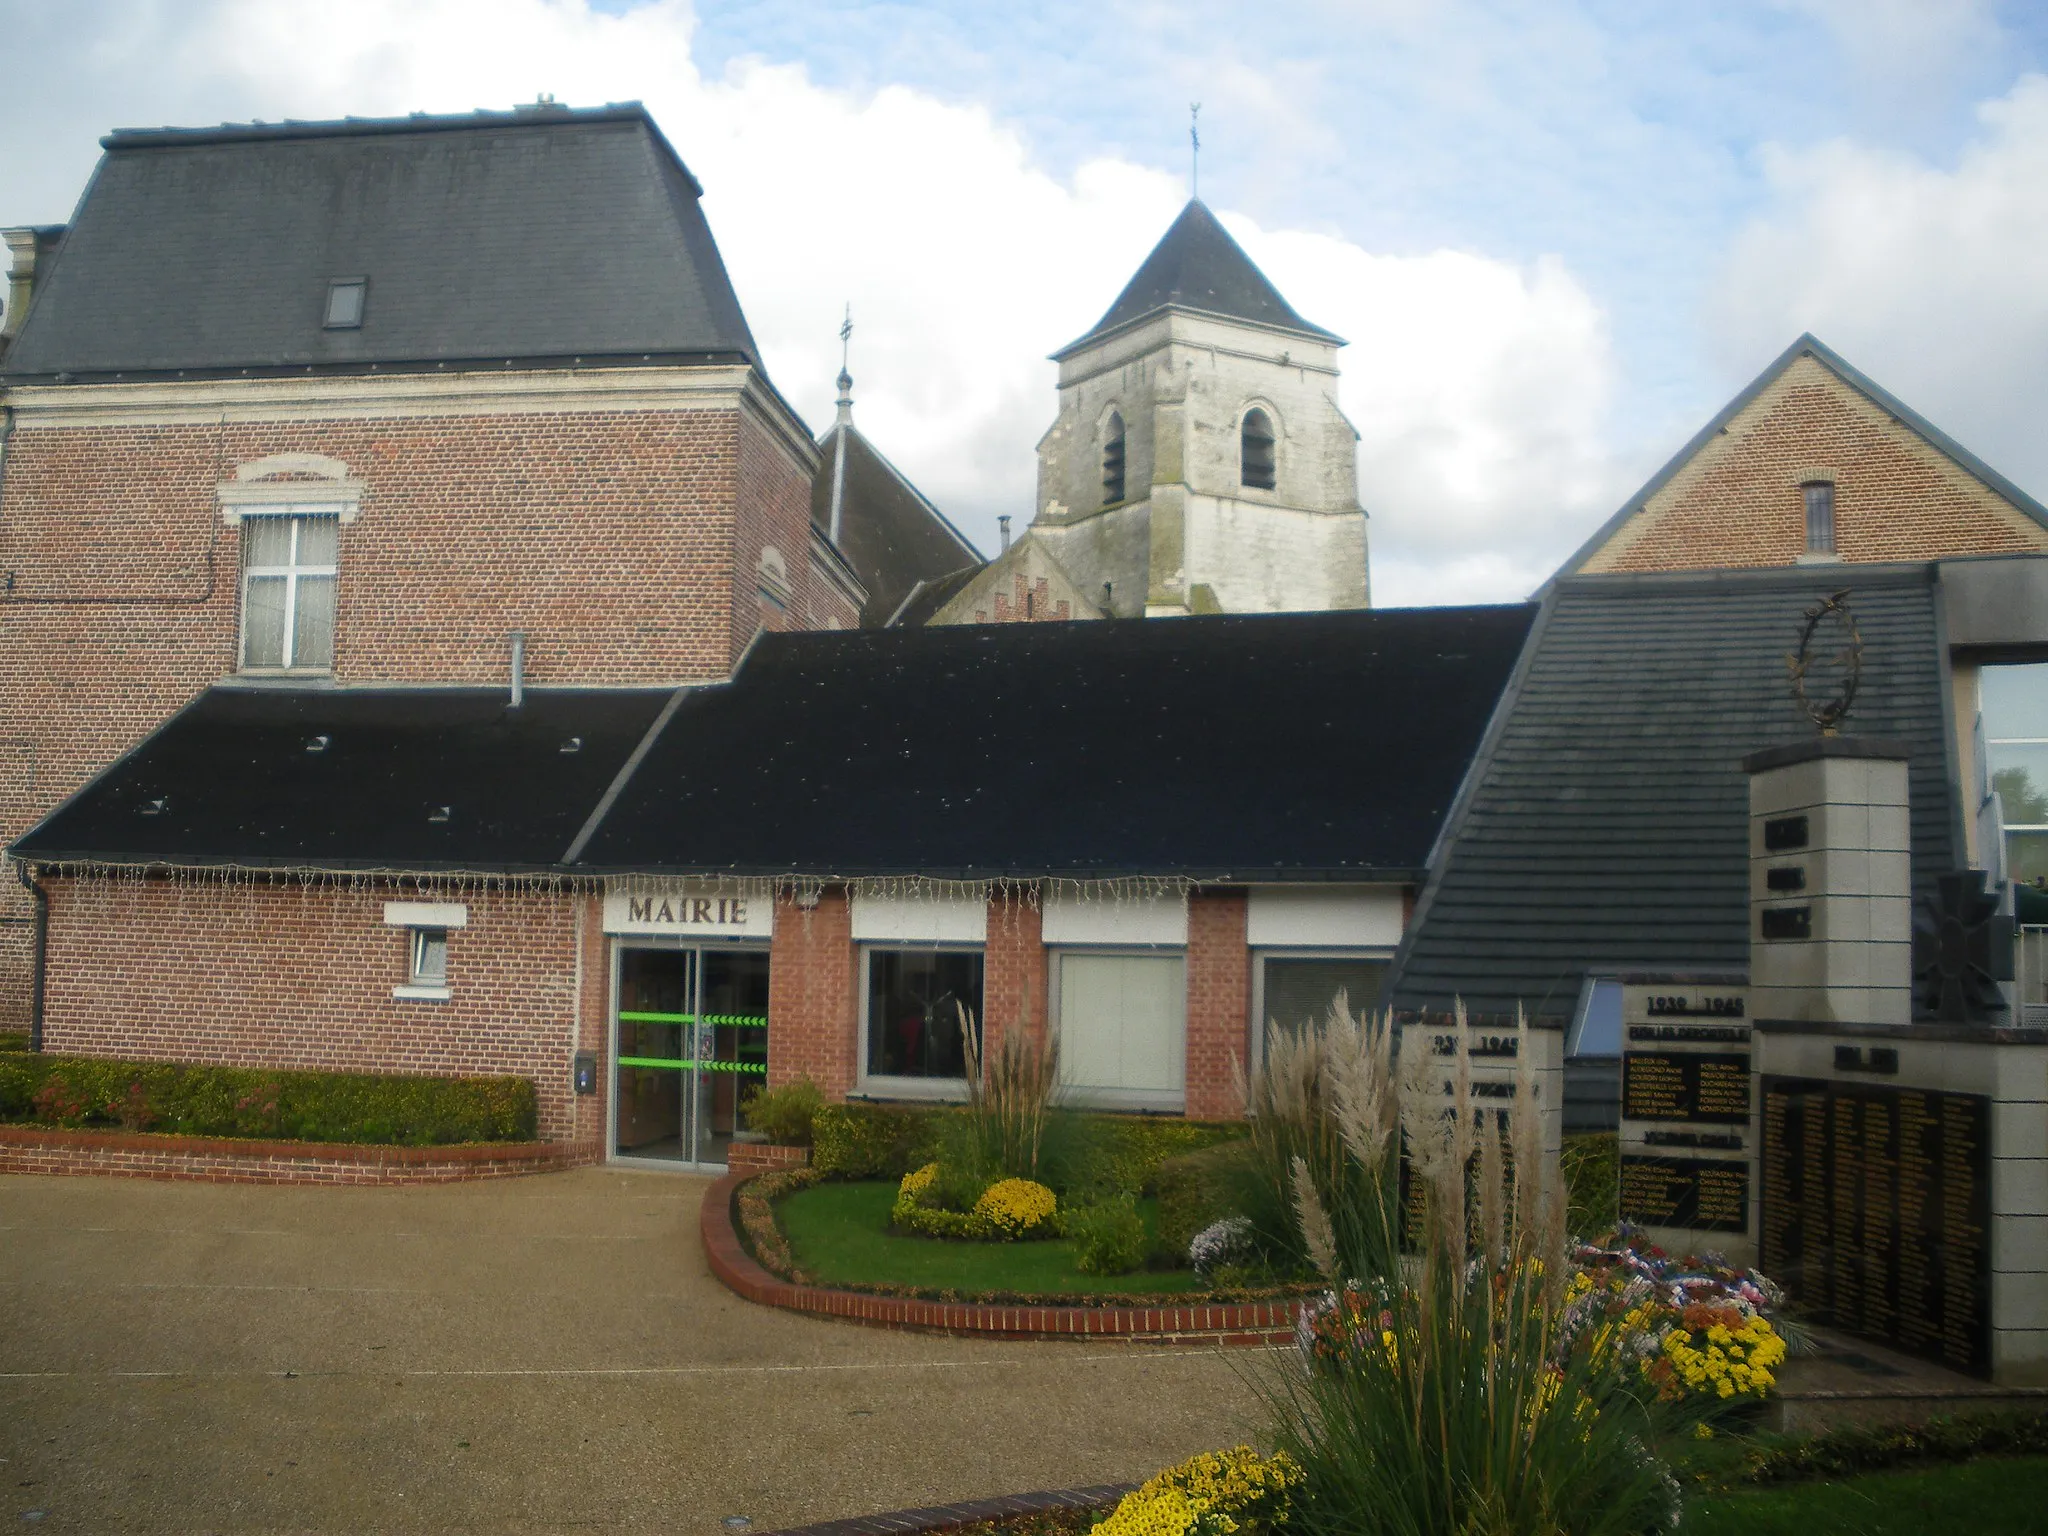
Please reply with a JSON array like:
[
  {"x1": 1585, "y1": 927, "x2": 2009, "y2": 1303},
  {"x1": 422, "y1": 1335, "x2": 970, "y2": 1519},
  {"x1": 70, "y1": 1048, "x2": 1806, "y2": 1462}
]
[{"x1": 0, "y1": 1168, "x2": 1264, "y2": 1534}]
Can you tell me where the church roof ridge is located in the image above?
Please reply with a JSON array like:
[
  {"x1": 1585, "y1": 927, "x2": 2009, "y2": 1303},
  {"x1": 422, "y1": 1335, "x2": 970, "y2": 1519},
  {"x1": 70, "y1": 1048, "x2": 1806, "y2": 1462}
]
[{"x1": 1052, "y1": 199, "x2": 1341, "y2": 360}]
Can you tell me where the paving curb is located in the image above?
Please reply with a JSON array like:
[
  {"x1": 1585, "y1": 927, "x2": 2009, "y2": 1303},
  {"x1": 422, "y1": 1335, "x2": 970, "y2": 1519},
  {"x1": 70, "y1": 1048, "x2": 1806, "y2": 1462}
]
[
  {"x1": 700, "y1": 1171, "x2": 1298, "y2": 1344},
  {"x1": 0, "y1": 1124, "x2": 596, "y2": 1185},
  {"x1": 754, "y1": 1482, "x2": 1132, "y2": 1536}
]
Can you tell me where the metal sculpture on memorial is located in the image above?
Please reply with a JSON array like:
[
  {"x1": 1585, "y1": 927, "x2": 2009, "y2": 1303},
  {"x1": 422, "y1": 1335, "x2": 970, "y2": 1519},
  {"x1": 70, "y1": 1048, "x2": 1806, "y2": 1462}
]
[
  {"x1": 1786, "y1": 588, "x2": 1863, "y2": 736},
  {"x1": 1913, "y1": 869, "x2": 2014, "y2": 1023}
]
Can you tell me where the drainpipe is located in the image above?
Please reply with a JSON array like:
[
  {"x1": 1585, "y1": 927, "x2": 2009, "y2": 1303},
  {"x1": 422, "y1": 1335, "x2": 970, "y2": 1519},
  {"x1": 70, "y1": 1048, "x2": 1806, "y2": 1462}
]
[
  {"x1": 509, "y1": 630, "x2": 526, "y2": 709},
  {"x1": 15, "y1": 860, "x2": 45, "y2": 1052}
]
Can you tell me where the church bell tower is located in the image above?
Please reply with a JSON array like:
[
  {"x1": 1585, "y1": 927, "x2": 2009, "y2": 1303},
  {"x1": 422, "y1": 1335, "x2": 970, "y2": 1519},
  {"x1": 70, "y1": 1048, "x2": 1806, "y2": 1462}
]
[{"x1": 1030, "y1": 200, "x2": 1368, "y2": 616}]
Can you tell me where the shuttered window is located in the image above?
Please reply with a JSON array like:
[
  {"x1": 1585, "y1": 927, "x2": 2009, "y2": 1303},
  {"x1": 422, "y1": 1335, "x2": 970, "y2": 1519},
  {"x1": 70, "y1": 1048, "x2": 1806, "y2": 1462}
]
[{"x1": 1055, "y1": 952, "x2": 1185, "y2": 1107}]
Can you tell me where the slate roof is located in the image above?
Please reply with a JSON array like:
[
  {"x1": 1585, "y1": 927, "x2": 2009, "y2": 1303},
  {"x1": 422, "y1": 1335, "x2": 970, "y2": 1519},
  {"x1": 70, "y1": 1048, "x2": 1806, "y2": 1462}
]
[
  {"x1": 574, "y1": 605, "x2": 1534, "y2": 879},
  {"x1": 11, "y1": 687, "x2": 672, "y2": 872},
  {"x1": 1385, "y1": 563, "x2": 1959, "y2": 1024},
  {"x1": 1054, "y1": 200, "x2": 1340, "y2": 359},
  {"x1": 1544, "y1": 334, "x2": 2048, "y2": 588},
  {"x1": 885, "y1": 564, "x2": 984, "y2": 629},
  {"x1": 0, "y1": 105, "x2": 761, "y2": 380},
  {"x1": 810, "y1": 423, "x2": 983, "y2": 627}
]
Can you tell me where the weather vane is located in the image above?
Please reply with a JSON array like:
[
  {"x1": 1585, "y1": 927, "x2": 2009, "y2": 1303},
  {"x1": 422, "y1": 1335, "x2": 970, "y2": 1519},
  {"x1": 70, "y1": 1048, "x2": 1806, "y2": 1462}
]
[
  {"x1": 1190, "y1": 103, "x2": 1202, "y2": 199},
  {"x1": 1788, "y1": 588, "x2": 1864, "y2": 736}
]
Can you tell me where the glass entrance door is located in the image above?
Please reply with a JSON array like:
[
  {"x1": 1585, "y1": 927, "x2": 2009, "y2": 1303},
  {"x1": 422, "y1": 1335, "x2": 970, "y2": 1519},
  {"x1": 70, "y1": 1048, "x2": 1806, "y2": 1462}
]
[{"x1": 612, "y1": 945, "x2": 769, "y2": 1167}]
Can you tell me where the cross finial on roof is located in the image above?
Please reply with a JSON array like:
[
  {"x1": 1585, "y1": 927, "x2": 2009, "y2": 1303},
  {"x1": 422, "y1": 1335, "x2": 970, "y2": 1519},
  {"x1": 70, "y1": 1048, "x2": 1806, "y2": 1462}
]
[
  {"x1": 835, "y1": 302, "x2": 854, "y2": 426},
  {"x1": 1189, "y1": 103, "x2": 1201, "y2": 200}
]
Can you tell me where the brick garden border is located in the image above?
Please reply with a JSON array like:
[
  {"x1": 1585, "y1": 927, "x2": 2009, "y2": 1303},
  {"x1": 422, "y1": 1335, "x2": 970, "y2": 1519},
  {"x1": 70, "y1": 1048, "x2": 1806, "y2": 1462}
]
[
  {"x1": 0, "y1": 1123, "x2": 597, "y2": 1185},
  {"x1": 756, "y1": 1482, "x2": 1132, "y2": 1536},
  {"x1": 700, "y1": 1171, "x2": 1300, "y2": 1344}
]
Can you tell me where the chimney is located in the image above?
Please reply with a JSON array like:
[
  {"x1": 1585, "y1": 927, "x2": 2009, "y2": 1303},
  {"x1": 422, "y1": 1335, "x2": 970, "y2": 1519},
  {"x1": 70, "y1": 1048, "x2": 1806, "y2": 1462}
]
[
  {"x1": 2, "y1": 227, "x2": 62, "y2": 347},
  {"x1": 509, "y1": 631, "x2": 526, "y2": 709},
  {"x1": 998, "y1": 515, "x2": 1011, "y2": 552}
]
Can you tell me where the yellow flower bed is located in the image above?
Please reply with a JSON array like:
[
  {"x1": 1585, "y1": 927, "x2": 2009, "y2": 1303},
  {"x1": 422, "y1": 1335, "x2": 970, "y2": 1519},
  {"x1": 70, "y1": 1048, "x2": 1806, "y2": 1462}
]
[
  {"x1": 972, "y1": 1177, "x2": 1058, "y2": 1238},
  {"x1": 1094, "y1": 1446, "x2": 1302, "y2": 1536},
  {"x1": 890, "y1": 1163, "x2": 1058, "y2": 1241},
  {"x1": 1648, "y1": 1310, "x2": 1787, "y2": 1402}
]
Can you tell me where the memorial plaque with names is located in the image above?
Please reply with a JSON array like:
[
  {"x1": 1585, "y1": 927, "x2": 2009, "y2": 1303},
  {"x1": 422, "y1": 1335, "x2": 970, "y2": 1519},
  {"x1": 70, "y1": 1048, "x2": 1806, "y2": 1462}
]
[
  {"x1": 1620, "y1": 1154, "x2": 1750, "y2": 1233},
  {"x1": 1760, "y1": 1076, "x2": 1992, "y2": 1379},
  {"x1": 1623, "y1": 1051, "x2": 1752, "y2": 1124}
]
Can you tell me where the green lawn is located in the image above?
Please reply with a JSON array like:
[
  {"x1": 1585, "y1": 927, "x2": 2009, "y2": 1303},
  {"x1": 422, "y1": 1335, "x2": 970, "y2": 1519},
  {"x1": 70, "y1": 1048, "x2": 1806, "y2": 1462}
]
[
  {"x1": 1684, "y1": 1455, "x2": 2048, "y2": 1534},
  {"x1": 776, "y1": 1180, "x2": 1206, "y2": 1296}
]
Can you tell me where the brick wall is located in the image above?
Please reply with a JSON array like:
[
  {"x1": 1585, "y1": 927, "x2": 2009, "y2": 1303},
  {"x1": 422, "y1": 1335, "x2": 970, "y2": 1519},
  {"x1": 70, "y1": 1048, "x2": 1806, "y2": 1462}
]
[
  {"x1": 983, "y1": 892, "x2": 1048, "y2": 1058},
  {"x1": 1584, "y1": 356, "x2": 2048, "y2": 574},
  {"x1": 1185, "y1": 891, "x2": 1249, "y2": 1118},
  {"x1": 982, "y1": 572, "x2": 1073, "y2": 624},
  {"x1": 37, "y1": 874, "x2": 599, "y2": 1144},
  {"x1": 0, "y1": 381, "x2": 822, "y2": 1031},
  {"x1": 766, "y1": 888, "x2": 857, "y2": 1098}
]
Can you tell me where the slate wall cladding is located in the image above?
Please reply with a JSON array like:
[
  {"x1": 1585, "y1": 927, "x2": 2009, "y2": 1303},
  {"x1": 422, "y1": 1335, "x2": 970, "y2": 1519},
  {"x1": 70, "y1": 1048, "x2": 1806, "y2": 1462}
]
[
  {"x1": 35, "y1": 875, "x2": 599, "y2": 1145},
  {"x1": 1584, "y1": 357, "x2": 2048, "y2": 574},
  {"x1": 0, "y1": 394, "x2": 819, "y2": 1028}
]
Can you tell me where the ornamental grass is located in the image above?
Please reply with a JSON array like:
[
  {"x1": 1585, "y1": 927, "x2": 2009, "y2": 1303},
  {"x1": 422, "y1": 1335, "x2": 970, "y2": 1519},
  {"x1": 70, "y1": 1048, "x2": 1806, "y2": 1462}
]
[{"x1": 1257, "y1": 1000, "x2": 1698, "y2": 1536}]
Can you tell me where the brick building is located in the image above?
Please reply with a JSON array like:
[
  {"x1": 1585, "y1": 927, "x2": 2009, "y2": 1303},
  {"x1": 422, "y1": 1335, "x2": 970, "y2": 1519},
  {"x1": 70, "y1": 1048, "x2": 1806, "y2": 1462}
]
[
  {"x1": 1550, "y1": 334, "x2": 2048, "y2": 582},
  {"x1": 0, "y1": 103, "x2": 992, "y2": 1048}
]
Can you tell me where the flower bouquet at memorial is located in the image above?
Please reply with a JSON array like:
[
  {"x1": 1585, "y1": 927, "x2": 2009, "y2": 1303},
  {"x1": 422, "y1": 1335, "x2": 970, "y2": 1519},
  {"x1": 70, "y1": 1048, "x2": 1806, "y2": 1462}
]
[{"x1": 1563, "y1": 1232, "x2": 1794, "y2": 1407}]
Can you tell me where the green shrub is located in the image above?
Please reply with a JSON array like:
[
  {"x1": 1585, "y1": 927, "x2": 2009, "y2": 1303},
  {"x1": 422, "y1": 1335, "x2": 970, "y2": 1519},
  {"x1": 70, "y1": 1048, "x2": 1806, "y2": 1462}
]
[
  {"x1": 0, "y1": 1051, "x2": 536, "y2": 1145},
  {"x1": 1563, "y1": 1130, "x2": 1620, "y2": 1239},
  {"x1": 1732, "y1": 1410, "x2": 2048, "y2": 1488},
  {"x1": 0, "y1": 1030, "x2": 29, "y2": 1053},
  {"x1": 742, "y1": 1077, "x2": 825, "y2": 1146},
  {"x1": 810, "y1": 1102, "x2": 945, "y2": 1178},
  {"x1": 1068, "y1": 1194, "x2": 1148, "y2": 1275},
  {"x1": 1155, "y1": 1140, "x2": 1252, "y2": 1259}
]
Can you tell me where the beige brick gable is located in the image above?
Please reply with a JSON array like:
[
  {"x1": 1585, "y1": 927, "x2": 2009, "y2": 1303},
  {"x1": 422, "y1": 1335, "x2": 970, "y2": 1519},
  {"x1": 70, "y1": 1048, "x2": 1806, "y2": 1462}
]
[{"x1": 1578, "y1": 346, "x2": 2048, "y2": 576}]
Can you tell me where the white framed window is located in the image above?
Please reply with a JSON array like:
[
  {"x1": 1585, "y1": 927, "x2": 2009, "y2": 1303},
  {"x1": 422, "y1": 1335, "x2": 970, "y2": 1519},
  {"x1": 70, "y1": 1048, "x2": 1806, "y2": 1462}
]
[
  {"x1": 1052, "y1": 949, "x2": 1186, "y2": 1111},
  {"x1": 859, "y1": 946, "x2": 985, "y2": 1100},
  {"x1": 392, "y1": 928, "x2": 452, "y2": 1001},
  {"x1": 240, "y1": 513, "x2": 339, "y2": 671},
  {"x1": 1252, "y1": 949, "x2": 1392, "y2": 1067},
  {"x1": 1982, "y1": 662, "x2": 2048, "y2": 884}
]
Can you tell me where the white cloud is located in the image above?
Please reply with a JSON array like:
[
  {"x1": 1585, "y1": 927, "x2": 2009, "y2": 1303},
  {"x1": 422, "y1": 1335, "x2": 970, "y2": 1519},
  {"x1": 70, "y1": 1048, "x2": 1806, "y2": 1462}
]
[
  {"x1": 2, "y1": 0, "x2": 1628, "y2": 604},
  {"x1": 1712, "y1": 72, "x2": 2048, "y2": 501}
]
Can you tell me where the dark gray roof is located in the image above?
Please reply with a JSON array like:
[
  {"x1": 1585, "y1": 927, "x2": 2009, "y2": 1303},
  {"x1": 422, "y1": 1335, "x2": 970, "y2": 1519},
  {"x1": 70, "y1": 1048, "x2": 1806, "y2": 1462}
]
[
  {"x1": 1387, "y1": 563, "x2": 1960, "y2": 1023},
  {"x1": 1, "y1": 104, "x2": 761, "y2": 380},
  {"x1": 10, "y1": 686, "x2": 672, "y2": 872},
  {"x1": 810, "y1": 422, "x2": 983, "y2": 627},
  {"x1": 886, "y1": 564, "x2": 983, "y2": 628},
  {"x1": 1053, "y1": 200, "x2": 1340, "y2": 359},
  {"x1": 575, "y1": 605, "x2": 1535, "y2": 880},
  {"x1": 1544, "y1": 334, "x2": 2048, "y2": 590}
]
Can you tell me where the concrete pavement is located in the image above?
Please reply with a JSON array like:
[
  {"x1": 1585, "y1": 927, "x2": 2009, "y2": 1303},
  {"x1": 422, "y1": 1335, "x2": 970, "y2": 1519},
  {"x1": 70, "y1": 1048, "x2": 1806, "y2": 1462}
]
[{"x1": 0, "y1": 1168, "x2": 1266, "y2": 1533}]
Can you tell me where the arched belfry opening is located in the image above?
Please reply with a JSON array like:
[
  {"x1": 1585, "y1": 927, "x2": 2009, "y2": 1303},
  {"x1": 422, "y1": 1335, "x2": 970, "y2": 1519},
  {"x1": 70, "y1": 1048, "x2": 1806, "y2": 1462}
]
[
  {"x1": 1101, "y1": 411, "x2": 1126, "y2": 506},
  {"x1": 1240, "y1": 407, "x2": 1276, "y2": 491}
]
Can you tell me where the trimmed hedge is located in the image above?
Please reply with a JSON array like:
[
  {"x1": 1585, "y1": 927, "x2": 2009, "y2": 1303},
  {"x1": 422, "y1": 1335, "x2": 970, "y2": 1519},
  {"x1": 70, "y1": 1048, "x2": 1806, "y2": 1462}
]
[
  {"x1": 0, "y1": 1051, "x2": 537, "y2": 1146},
  {"x1": 1731, "y1": 1410, "x2": 2048, "y2": 1488},
  {"x1": 1154, "y1": 1140, "x2": 1253, "y2": 1257},
  {"x1": 1562, "y1": 1130, "x2": 1620, "y2": 1238},
  {"x1": 810, "y1": 1100, "x2": 1245, "y2": 1191}
]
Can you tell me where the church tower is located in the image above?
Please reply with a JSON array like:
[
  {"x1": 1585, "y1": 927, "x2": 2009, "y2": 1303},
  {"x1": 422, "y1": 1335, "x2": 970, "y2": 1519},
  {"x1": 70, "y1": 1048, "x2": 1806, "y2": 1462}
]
[{"x1": 1031, "y1": 200, "x2": 1367, "y2": 616}]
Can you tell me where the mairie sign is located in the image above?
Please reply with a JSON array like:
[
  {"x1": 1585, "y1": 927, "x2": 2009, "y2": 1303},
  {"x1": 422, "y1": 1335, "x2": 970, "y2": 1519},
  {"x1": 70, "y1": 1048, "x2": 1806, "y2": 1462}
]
[{"x1": 603, "y1": 883, "x2": 773, "y2": 939}]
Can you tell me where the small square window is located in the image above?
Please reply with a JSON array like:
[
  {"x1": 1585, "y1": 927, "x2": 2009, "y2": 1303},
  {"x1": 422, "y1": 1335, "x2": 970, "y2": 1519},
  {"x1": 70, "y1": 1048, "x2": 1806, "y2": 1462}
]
[
  {"x1": 324, "y1": 278, "x2": 367, "y2": 330},
  {"x1": 1803, "y1": 481, "x2": 1836, "y2": 555},
  {"x1": 410, "y1": 928, "x2": 449, "y2": 985}
]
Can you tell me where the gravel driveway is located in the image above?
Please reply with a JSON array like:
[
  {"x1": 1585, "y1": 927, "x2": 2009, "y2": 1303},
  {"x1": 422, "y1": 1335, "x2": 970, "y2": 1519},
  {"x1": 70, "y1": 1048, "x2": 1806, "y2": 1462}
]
[{"x1": 0, "y1": 1167, "x2": 1265, "y2": 1534}]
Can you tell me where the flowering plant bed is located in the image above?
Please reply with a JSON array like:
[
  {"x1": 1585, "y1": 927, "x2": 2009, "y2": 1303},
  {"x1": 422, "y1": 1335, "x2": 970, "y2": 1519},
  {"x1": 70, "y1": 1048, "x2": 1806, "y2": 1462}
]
[{"x1": 760, "y1": 1177, "x2": 1312, "y2": 1303}]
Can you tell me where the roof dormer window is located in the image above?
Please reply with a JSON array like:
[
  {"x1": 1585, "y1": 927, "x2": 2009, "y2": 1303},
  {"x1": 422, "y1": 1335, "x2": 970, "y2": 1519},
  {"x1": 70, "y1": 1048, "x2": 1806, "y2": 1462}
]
[{"x1": 323, "y1": 277, "x2": 367, "y2": 330}]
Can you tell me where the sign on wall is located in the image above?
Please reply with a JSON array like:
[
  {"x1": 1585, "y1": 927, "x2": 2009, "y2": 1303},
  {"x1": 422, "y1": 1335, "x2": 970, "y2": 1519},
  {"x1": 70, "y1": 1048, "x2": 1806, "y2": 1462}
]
[{"x1": 603, "y1": 882, "x2": 773, "y2": 939}]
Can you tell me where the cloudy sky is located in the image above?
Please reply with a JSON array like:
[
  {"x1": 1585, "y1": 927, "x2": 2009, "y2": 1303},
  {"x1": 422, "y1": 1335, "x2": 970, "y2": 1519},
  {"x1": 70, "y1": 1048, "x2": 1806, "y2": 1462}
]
[{"x1": 3, "y1": 1, "x2": 2045, "y2": 604}]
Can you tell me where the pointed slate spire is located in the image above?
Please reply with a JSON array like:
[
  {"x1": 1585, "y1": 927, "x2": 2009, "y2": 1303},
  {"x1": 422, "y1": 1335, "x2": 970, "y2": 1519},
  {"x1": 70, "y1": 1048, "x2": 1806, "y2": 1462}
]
[{"x1": 1056, "y1": 200, "x2": 1340, "y2": 358}]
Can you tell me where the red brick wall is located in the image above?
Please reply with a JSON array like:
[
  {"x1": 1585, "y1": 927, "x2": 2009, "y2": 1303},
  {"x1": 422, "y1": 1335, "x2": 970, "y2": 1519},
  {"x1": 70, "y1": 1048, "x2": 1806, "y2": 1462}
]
[
  {"x1": 1585, "y1": 358, "x2": 2048, "y2": 574},
  {"x1": 37, "y1": 875, "x2": 599, "y2": 1144},
  {"x1": 0, "y1": 385, "x2": 821, "y2": 1030},
  {"x1": 983, "y1": 891, "x2": 1048, "y2": 1059},
  {"x1": 1185, "y1": 890, "x2": 1249, "y2": 1118},
  {"x1": 766, "y1": 888, "x2": 857, "y2": 1098},
  {"x1": 981, "y1": 572, "x2": 1073, "y2": 623}
]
